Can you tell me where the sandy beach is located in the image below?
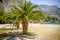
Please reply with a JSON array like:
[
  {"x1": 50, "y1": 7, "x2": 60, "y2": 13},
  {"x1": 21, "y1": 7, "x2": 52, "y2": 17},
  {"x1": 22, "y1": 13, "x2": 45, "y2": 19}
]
[
  {"x1": 0, "y1": 23, "x2": 60, "y2": 40},
  {"x1": 28, "y1": 23, "x2": 60, "y2": 40}
]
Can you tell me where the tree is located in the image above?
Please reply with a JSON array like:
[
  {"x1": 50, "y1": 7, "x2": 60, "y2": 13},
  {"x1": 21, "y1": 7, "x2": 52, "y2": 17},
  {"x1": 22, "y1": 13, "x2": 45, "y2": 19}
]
[
  {"x1": 0, "y1": 0, "x2": 44, "y2": 34},
  {"x1": 0, "y1": 8, "x2": 13, "y2": 24},
  {"x1": 0, "y1": 9, "x2": 5, "y2": 23},
  {"x1": 11, "y1": 0, "x2": 44, "y2": 34},
  {"x1": 45, "y1": 15, "x2": 58, "y2": 22},
  {"x1": 10, "y1": 10, "x2": 21, "y2": 29}
]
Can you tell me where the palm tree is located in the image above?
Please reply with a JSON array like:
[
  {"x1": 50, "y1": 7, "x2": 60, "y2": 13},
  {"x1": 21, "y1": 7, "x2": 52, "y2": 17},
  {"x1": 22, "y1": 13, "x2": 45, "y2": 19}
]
[
  {"x1": 10, "y1": 10, "x2": 21, "y2": 29},
  {"x1": 0, "y1": 8, "x2": 13, "y2": 24},
  {"x1": 11, "y1": 0, "x2": 44, "y2": 34},
  {"x1": 0, "y1": 9, "x2": 6, "y2": 23}
]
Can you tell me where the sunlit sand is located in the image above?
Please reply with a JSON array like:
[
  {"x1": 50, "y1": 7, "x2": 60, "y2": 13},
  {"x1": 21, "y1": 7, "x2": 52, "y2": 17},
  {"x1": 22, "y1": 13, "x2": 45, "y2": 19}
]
[
  {"x1": 28, "y1": 23, "x2": 60, "y2": 40},
  {"x1": 0, "y1": 23, "x2": 60, "y2": 40}
]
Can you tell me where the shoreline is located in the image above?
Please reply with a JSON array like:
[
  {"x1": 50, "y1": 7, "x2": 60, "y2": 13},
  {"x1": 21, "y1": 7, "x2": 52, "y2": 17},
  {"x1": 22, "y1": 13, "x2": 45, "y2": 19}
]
[{"x1": 0, "y1": 23, "x2": 60, "y2": 28}]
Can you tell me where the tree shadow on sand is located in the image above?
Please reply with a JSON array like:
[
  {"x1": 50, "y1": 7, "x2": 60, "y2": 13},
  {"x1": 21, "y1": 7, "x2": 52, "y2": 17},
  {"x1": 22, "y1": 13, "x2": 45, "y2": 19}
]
[
  {"x1": 0, "y1": 28, "x2": 22, "y2": 30},
  {"x1": 0, "y1": 32, "x2": 37, "y2": 40}
]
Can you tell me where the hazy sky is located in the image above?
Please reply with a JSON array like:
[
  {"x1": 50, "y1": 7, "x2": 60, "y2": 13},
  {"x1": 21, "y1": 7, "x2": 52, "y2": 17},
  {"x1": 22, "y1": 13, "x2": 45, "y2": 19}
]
[{"x1": 27, "y1": 0, "x2": 60, "y2": 7}]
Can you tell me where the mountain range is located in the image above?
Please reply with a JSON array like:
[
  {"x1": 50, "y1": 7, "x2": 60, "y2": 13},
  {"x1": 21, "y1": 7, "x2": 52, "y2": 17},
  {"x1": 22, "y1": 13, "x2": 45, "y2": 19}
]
[{"x1": 36, "y1": 5, "x2": 60, "y2": 19}]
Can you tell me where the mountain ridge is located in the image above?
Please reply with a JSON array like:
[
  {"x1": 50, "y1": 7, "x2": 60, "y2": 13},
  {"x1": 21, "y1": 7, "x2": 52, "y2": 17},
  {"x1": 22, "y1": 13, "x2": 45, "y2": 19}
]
[{"x1": 36, "y1": 5, "x2": 60, "y2": 19}]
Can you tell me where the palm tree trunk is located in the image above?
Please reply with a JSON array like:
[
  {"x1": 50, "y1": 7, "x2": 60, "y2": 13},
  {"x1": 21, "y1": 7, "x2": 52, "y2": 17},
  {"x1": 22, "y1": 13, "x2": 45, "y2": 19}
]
[
  {"x1": 22, "y1": 19, "x2": 28, "y2": 34},
  {"x1": 16, "y1": 21, "x2": 19, "y2": 29}
]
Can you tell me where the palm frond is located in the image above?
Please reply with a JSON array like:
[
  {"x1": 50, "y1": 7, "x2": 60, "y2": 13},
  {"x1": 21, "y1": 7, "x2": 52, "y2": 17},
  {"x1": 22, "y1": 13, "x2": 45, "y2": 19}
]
[{"x1": 28, "y1": 10, "x2": 45, "y2": 20}]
